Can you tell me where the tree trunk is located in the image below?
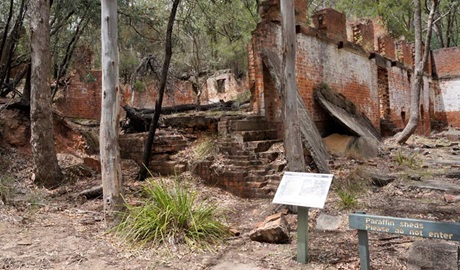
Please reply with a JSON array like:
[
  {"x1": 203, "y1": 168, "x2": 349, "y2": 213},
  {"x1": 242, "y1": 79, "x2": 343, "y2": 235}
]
[
  {"x1": 29, "y1": 0, "x2": 63, "y2": 188},
  {"x1": 100, "y1": 0, "x2": 123, "y2": 224},
  {"x1": 280, "y1": 0, "x2": 305, "y2": 172},
  {"x1": 395, "y1": 0, "x2": 438, "y2": 144},
  {"x1": 138, "y1": 0, "x2": 181, "y2": 181}
]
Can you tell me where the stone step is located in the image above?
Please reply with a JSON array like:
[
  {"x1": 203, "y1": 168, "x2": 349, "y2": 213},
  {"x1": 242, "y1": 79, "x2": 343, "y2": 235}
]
[
  {"x1": 234, "y1": 129, "x2": 279, "y2": 142},
  {"x1": 226, "y1": 159, "x2": 263, "y2": 167},
  {"x1": 257, "y1": 151, "x2": 280, "y2": 162},
  {"x1": 231, "y1": 119, "x2": 272, "y2": 132},
  {"x1": 224, "y1": 154, "x2": 258, "y2": 160},
  {"x1": 245, "y1": 140, "x2": 283, "y2": 153},
  {"x1": 149, "y1": 160, "x2": 187, "y2": 175}
]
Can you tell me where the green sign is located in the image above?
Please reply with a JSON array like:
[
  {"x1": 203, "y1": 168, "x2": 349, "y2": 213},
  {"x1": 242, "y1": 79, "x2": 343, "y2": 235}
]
[
  {"x1": 349, "y1": 213, "x2": 460, "y2": 241},
  {"x1": 349, "y1": 213, "x2": 460, "y2": 270}
]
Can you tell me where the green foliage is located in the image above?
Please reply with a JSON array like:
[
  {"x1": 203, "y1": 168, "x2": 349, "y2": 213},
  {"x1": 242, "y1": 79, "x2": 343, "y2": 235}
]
[
  {"x1": 393, "y1": 150, "x2": 420, "y2": 168},
  {"x1": 336, "y1": 189, "x2": 358, "y2": 210},
  {"x1": 116, "y1": 178, "x2": 229, "y2": 251},
  {"x1": 134, "y1": 80, "x2": 146, "y2": 92}
]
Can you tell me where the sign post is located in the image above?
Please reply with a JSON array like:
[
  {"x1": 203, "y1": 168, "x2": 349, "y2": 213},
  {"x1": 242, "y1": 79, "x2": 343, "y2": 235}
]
[{"x1": 273, "y1": 172, "x2": 333, "y2": 264}]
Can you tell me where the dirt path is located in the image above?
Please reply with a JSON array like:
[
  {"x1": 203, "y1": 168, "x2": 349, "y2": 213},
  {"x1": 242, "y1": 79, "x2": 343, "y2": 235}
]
[{"x1": 1, "y1": 135, "x2": 460, "y2": 269}]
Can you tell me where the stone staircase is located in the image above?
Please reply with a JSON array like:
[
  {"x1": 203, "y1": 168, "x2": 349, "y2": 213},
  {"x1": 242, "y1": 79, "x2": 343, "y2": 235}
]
[
  {"x1": 193, "y1": 115, "x2": 285, "y2": 198},
  {"x1": 119, "y1": 130, "x2": 194, "y2": 175}
]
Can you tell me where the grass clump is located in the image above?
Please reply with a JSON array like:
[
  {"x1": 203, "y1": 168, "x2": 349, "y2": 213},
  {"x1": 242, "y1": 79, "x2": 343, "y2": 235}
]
[
  {"x1": 393, "y1": 150, "x2": 420, "y2": 168},
  {"x1": 193, "y1": 138, "x2": 215, "y2": 160},
  {"x1": 116, "y1": 178, "x2": 229, "y2": 251},
  {"x1": 336, "y1": 189, "x2": 358, "y2": 210}
]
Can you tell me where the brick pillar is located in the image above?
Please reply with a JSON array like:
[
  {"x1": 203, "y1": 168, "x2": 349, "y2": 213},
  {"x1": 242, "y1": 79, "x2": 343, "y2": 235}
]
[
  {"x1": 259, "y1": 0, "x2": 308, "y2": 25},
  {"x1": 377, "y1": 34, "x2": 396, "y2": 60},
  {"x1": 349, "y1": 20, "x2": 375, "y2": 52},
  {"x1": 311, "y1": 8, "x2": 347, "y2": 41},
  {"x1": 395, "y1": 40, "x2": 413, "y2": 67}
]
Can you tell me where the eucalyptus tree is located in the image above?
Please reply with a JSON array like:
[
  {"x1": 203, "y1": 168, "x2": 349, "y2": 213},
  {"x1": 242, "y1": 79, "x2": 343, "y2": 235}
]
[
  {"x1": 100, "y1": 0, "x2": 124, "y2": 224},
  {"x1": 396, "y1": 0, "x2": 439, "y2": 144},
  {"x1": 29, "y1": 0, "x2": 64, "y2": 188}
]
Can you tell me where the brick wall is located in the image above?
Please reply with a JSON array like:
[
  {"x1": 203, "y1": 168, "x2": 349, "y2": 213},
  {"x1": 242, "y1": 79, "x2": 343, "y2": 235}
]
[
  {"x1": 248, "y1": 6, "x2": 442, "y2": 136},
  {"x1": 433, "y1": 47, "x2": 460, "y2": 78},
  {"x1": 348, "y1": 19, "x2": 375, "y2": 52},
  {"x1": 312, "y1": 8, "x2": 347, "y2": 41},
  {"x1": 55, "y1": 70, "x2": 102, "y2": 120},
  {"x1": 377, "y1": 34, "x2": 396, "y2": 60},
  {"x1": 432, "y1": 47, "x2": 460, "y2": 127}
]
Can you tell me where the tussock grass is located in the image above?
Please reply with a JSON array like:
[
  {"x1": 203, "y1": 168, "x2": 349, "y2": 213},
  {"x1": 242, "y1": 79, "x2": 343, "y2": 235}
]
[
  {"x1": 336, "y1": 189, "x2": 358, "y2": 210},
  {"x1": 116, "y1": 178, "x2": 229, "y2": 251},
  {"x1": 393, "y1": 150, "x2": 420, "y2": 168},
  {"x1": 193, "y1": 138, "x2": 215, "y2": 160}
]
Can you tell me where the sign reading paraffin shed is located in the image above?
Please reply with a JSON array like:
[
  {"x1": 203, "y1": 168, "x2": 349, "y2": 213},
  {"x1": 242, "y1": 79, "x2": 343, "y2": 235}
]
[{"x1": 273, "y1": 172, "x2": 333, "y2": 264}]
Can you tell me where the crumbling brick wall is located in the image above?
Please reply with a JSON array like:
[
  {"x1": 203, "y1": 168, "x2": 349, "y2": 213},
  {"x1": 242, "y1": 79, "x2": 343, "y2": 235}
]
[
  {"x1": 55, "y1": 70, "x2": 102, "y2": 120},
  {"x1": 432, "y1": 47, "x2": 460, "y2": 127},
  {"x1": 248, "y1": 2, "x2": 437, "y2": 136}
]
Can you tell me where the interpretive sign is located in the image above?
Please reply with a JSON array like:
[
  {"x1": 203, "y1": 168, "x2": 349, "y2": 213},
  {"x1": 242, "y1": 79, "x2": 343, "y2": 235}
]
[
  {"x1": 272, "y1": 172, "x2": 333, "y2": 264},
  {"x1": 349, "y1": 212, "x2": 460, "y2": 270},
  {"x1": 272, "y1": 172, "x2": 333, "y2": 208}
]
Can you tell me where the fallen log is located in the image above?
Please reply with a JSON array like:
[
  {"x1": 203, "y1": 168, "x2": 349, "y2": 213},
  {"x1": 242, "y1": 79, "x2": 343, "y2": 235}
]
[
  {"x1": 122, "y1": 100, "x2": 241, "y2": 133},
  {"x1": 78, "y1": 185, "x2": 103, "y2": 200}
]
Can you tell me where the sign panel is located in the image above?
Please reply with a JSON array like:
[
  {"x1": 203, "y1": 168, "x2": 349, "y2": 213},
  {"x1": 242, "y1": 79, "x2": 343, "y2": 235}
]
[
  {"x1": 349, "y1": 213, "x2": 460, "y2": 241},
  {"x1": 272, "y1": 172, "x2": 333, "y2": 209}
]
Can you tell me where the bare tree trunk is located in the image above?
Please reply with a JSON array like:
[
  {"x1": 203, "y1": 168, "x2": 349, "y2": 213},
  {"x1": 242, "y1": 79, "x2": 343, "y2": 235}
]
[
  {"x1": 280, "y1": 0, "x2": 305, "y2": 172},
  {"x1": 395, "y1": 0, "x2": 438, "y2": 144},
  {"x1": 100, "y1": 0, "x2": 123, "y2": 224},
  {"x1": 29, "y1": 0, "x2": 63, "y2": 188},
  {"x1": 138, "y1": 0, "x2": 181, "y2": 181}
]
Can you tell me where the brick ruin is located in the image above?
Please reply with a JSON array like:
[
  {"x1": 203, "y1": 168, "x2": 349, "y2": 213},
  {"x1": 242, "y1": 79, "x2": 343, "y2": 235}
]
[
  {"x1": 248, "y1": 0, "x2": 460, "y2": 137},
  {"x1": 55, "y1": 48, "x2": 247, "y2": 120}
]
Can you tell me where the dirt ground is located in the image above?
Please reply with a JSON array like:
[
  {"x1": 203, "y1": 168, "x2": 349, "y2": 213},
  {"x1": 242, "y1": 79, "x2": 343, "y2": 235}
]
[{"x1": 1, "y1": 126, "x2": 460, "y2": 269}]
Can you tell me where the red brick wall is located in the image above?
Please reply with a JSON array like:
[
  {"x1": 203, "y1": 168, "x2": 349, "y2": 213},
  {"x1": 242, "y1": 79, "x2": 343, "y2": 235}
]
[
  {"x1": 432, "y1": 47, "x2": 460, "y2": 127},
  {"x1": 55, "y1": 70, "x2": 102, "y2": 120},
  {"x1": 348, "y1": 20, "x2": 375, "y2": 52},
  {"x1": 377, "y1": 34, "x2": 396, "y2": 60},
  {"x1": 248, "y1": 7, "x2": 441, "y2": 136},
  {"x1": 312, "y1": 8, "x2": 347, "y2": 41},
  {"x1": 258, "y1": 0, "x2": 308, "y2": 25},
  {"x1": 433, "y1": 47, "x2": 460, "y2": 78}
]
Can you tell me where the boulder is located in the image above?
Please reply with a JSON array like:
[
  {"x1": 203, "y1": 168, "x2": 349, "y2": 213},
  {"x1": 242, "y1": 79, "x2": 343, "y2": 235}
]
[
  {"x1": 249, "y1": 213, "x2": 290, "y2": 244},
  {"x1": 315, "y1": 214, "x2": 341, "y2": 231},
  {"x1": 407, "y1": 240, "x2": 459, "y2": 270}
]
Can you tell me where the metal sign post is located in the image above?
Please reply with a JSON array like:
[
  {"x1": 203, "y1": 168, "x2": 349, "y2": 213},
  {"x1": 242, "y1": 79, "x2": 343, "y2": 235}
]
[
  {"x1": 297, "y1": 206, "x2": 309, "y2": 263},
  {"x1": 273, "y1": 172, "x2": 333, "y2": 264}
]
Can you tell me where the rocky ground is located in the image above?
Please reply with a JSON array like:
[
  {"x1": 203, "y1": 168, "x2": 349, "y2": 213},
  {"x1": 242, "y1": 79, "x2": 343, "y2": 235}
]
[{"x1": 1, "y1": 116, "x2": 460, "y2": 269}]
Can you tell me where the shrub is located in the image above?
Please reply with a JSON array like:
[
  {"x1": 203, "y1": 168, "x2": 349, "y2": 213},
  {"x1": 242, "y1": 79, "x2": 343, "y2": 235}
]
[{"x1": 116, "y1": 178, "x2": 229, "y2": 251}]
